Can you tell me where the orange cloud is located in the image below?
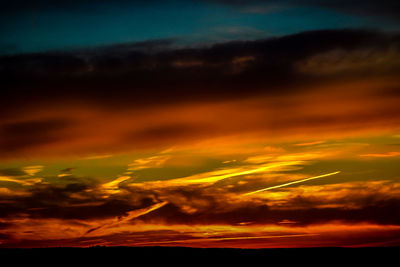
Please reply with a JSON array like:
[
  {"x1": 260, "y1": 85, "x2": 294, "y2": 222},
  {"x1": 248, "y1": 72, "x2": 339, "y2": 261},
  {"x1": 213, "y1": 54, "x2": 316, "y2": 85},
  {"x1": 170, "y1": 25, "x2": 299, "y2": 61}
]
[
  {"x1": 1, "y1": 76, "x2": 400, "y2": 160},
  {"x1": 360, "y1": 152, "x2": 400, "y2": 158}
]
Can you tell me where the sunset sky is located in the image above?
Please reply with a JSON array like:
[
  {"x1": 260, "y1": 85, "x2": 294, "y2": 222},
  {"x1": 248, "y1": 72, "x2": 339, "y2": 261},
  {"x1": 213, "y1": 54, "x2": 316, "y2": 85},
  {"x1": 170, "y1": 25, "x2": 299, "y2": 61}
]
[{"x1": 1, "y1": 0, "x2": 400, "y2": 248}]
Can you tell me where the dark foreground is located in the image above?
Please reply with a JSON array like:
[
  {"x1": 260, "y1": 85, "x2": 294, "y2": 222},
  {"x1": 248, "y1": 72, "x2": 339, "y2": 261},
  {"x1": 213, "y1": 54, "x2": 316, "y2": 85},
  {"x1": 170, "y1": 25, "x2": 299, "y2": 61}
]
[{"x1": 0, "y1": 247, "x2": 399, "y2": 264}]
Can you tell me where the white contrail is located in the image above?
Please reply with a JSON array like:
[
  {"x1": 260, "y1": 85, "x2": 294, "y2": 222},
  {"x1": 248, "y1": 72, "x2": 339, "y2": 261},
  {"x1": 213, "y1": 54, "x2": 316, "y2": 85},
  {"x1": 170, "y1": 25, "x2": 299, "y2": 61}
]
[
  {"x1": 243, "y1": 171, "x2": 341, "y2": 196},
  {"x1": 132, "y1": 233, "x2": 318, "y2": 246},
  {"x1": 84, "y1": 201, "x2": 168, "y2": 236}
]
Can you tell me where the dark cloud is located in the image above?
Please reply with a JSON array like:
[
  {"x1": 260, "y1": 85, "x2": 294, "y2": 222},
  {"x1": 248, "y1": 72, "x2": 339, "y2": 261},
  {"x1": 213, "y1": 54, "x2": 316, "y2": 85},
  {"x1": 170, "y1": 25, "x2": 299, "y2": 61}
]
[
  {"x1": 1, "y1": 174, "x2": 400, "y2": 240},
  {"x1": 0, "y1": 178, "x2": 157, "y2": 220},
  {"x1": 1, "y1": 29, "x2": 397, "y2": 114},
  {"x1": 124, "y1": 183, "x2": 400, "y2": 227},
  {"x1": 0, "y1": 222, "x2": 12, "y2": 230},
  {"x1": 96, "y1": 39, "x2": 178, "y2": 54},
  {"x1": 208, "y1": 0, "x2": 400, "y2": 21},
  {"x1": 124, "y1": 124, "x2": 211, "y2": 148},
  {"x1": 0, "y1": 119, "x2": 74, "y2": 156},
  {"x1": 0, "y1": 168, "x2": 26, "y2": 177},
  {"x1": 138, "y1": 197, "x2": 400, "y2": 226}
]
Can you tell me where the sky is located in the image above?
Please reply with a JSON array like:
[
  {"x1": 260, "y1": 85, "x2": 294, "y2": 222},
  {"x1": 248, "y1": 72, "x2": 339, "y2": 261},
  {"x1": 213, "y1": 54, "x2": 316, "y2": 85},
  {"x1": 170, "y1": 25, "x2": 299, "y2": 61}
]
[{"x1": 1, "y1": 0, "x2": 400, "y2": 248}]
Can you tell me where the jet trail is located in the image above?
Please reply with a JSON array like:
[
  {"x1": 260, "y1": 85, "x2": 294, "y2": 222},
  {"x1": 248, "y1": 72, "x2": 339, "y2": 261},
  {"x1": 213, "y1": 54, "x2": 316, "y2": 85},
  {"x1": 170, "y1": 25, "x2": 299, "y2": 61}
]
[
  {"x1": 243, "y1": 171, "x2": 341, "y2": 196},
  {"x1": 133, "y1": 233, "x2": 318, "y2": 246},
  {"x1": 84, "y1": 201, "x2": 168, "y2": 236}
]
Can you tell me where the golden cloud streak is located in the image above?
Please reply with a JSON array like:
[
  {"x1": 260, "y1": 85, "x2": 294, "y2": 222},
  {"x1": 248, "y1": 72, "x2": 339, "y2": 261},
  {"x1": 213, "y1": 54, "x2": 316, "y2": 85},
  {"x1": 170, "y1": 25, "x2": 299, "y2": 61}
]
[
  {"x1": 125, "y1": 160, "x2": 305, "y2": 191},
  {"x1": 294, "y1": 141, "x2": 326, "y2": 146},
  {"x1": 360, "y1": 152, "x2": 400, "y2": 158},
  {"x1": 183, "y1": 161, "x2": 303, "y2": 184},
  {"x1": 102, "y1": 176, "x2": 132, "y2": 190},
  {"x1": 0, "y1": 176, "x2": 42, "y2": 186}
]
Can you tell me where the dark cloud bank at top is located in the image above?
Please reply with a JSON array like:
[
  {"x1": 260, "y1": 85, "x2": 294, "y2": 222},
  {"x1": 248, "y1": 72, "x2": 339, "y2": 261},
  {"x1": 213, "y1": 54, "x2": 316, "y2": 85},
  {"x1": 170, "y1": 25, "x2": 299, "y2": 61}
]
[{"x1": 1, "y1": 28, "x2": 399, "y2": 114}]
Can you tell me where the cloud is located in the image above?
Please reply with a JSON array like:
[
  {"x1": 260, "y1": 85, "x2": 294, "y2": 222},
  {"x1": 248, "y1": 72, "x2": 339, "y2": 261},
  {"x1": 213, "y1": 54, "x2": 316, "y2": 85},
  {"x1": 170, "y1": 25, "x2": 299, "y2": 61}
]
[
  {"x1": 84, "y1": 201, "x2": 168, "y2": 236},
  {"x1": 196, "y1": 26, "x2": 269, "y2": 43},
  {"x1": 0, "y1": 168, "x2": 26, "y2": 177},
  {"x1": 1, "y1": 3, "x2": 400, "y2": 248},
  {"x1": 136, "y1": 196, "x2": 400, "y2": 227},
  {"x1": 209, "y1": 0, "x2": 400, "y2": 21},
  {"x1": 0, "y1": 28, "x2": 400, "y2": 247},
  {"x1": 23, "y1": 166, "x2": 43, "y2": 176},
  {"x1": 295, "y1": 141, "x2": 326, "y2": 146},
  {"x1": 83, "y1": 154, "x2": 113, "y2": 160},
  {"x1": 127, "y1": 155, "x2": 171, "y2": 171},
  {"x1": 0, "y1": 119, "x2": 74, "y2": 157},
  {"x1": 1, "y1": 29, "x2": 400, "y2": 158},
  {"x1": 243, "y1": 171, "x2": 341, "y2": 195},
  {"x1": 1, "y1": 156, "x2": 400, "y2": 246},
  {"x1": 0, "y1": 175, "x2": 165, "y2": 221},
  {"x1": 2, "y1": 29, "x2": 396, "y2": 107},
  {"x1": 124, "y1": 124, "x2": 208, "y2": 148},
  {"x1": 360, "y1": 152, "x2": 400, "y2": 158}
]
